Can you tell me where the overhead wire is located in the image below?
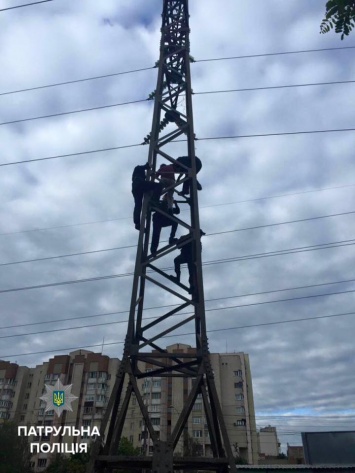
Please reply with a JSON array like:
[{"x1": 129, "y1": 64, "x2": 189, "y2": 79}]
[
  {"x1": 0, "y1": 0, "x2": 53, "y2": 12},
  {"x1": 1, "y1": 45, "x2": 354, "y2": 97},
  {"x1": 2, "y1": 289, "x2": 355, "y2": 340},
  {"x1": 2, "y1": 275, "x2": 355, "y2": 330},
  {"x1": 1, "y1": 127, "x2": 355, "y2": 168},
  {"x1": 1, "y1": 79, "x2": 354, "y2": 128},
  {"x1": 0, "y1": 98, "x2": 148, "y2": 127},
  {"x1": 1, "y1": 209, "x2": 355, "y2": 267},
  {"x1": 0, "y1": 67, "x2": 154, "y2": 97},
  {"x1": 194, "y1": 45, "x2": 355, "y2": 62},
  {"x1": 1, "y1": 183, "x2": 355, "y2": 237},
  {"x1": 194, "y1": 79, "x2": 355, "y2": 96},
  {"x1": 0, "y1": 238, "x2": 355, "y2": 294},
  {"x1": 1, "y1": 309, "x2": 354, "y2": 359}
]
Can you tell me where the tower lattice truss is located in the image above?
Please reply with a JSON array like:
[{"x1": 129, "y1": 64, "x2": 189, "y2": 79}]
[{"x1": 87, "y1": 1, "x2": 237, "y2": 472}]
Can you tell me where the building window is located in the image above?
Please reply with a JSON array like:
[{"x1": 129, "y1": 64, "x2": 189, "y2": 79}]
[
  {"x1": 196, "y1": 393, "x2": 202, "y2": 399},
  {"x1": 151, "y1": 392, "x2": 161, "y2": 400},
  {"x1": 235, "y1": 393, "x2": 244, "y2": 401},
  {"x1": 234, "y1": 370, "x2": 242, "y2": 377},
  {"x1": 84, "y1": 407, "x2": 94, "y2": 414},
  {"x1": 85, "y1": 395, "x2": 95, "y2": 402},
  {"x1": 83, "y1": 420, "x2": 91, "y2": 427},
  {"x1": 25, "y1": 393, "x2": 30, "y2": 400},
  {"x1": 23, "y1": 404, "x2": 28, "y2": 410},
  {"x1": 192, "y1": 430, "x2": 202, "y2": 438},
  {"x1": 89, "y1": 372, "x2": 98, "y2": 378},
  {"x1": 129, "y1": 435, "x2": 133, "y2": 443},
  {"x1": 151, "y1": 418, "x2": 160, "y2": 426},
  {"x1": 27, "y1": 382, "x2": 32, "y2": 388},
  {"x1": 20, "y1": 415, "x2": 25, "y2": 421},
  {"x1": 236, "y1": 419, "x2": 246, "y2": 426},
  {"x1": 192, "y1": 403, "x2": 202, "y2": 411},
  {"x1": 152, "y1": 380, "x2": 161, "y2": 388},
  {"x1": 236, "y1": 407, "x2": 245, "y2": 414},
  {"x1": 37, "y1": 459, "x2": 47, "y2": 468},
  {"x1": 234, "y1": 382, "x2": 243, "y2": 389},
  {"x1": 192, "y1": 417, "x2": 202, "y2": 424},
  {"x1": 149, "y1": 405, "x2": 161, "y2": 413}
]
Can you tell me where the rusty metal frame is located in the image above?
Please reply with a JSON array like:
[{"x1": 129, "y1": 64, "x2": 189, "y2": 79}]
[{"x1": 87, "y1": 1, "x2": 236, "y2": 472}]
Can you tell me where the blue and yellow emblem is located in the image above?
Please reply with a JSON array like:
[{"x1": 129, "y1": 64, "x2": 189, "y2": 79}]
[
  {"x1": 53, "y1": 390, "x2": 65, "y2": 407},
  {"x1": 40, "y1": 379, "x2": 77, "y2": 417}
]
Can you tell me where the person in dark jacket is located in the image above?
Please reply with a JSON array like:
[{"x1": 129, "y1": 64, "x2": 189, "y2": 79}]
[
  {"x1": 173, "y1": 230, "x2": 205, "y2": 293},
  {"x1": 174, "y1": 155, "x2": 202, "y2": 195},
  {"x1": 132, "y1": 163, "x2": 162, "y2": 230},
  {"x1": 150, "y1": 195, "x2": 180, "y2": 255}
]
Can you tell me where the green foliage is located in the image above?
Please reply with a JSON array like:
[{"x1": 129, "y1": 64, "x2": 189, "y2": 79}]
[
  {"x1": 320, "y1": 0, "x2": 355, "y2": 39},
  {"x1": 117, "y1": 436, "x2": 140, "y2": 456},
  {"x1": 44, "y1": 450, "x2": 91, "y2": 473},
  {"x1": 0, "y1": 421, "x2": 33, "y2": 473}
]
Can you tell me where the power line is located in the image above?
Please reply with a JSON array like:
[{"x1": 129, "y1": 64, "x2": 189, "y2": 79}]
[
  {"x1": 2, "y1": 287, "x2": 355, "y2": 340},
  {"x1": 2, "y1": 78, "x2": 353, "y2": 127},
  {"x1": 0, "y1": 98, "x2": 147, "y2": 127},
  {"x1": 2, "y1": 275, "x2": 355, "y2": 330},
  {"x1": 0, "y1": 67, "x2": 154, "y2": 97},
  {"x1": 194, "y1": 79, "x2": 355, "y2": 96},
  {"x1": 0, "y1": 238, "x2": 354, "y2": 294},
  {"x1": 194, "y1": 45, "x2": 355, "y2": 63},
  {"x1": 1, "y1": 309, "x2": 354, "y2": 359},
  {"x1": 197, "y1": 127, "x2": 355, "y2": 142},
  {"x1": 2, "y1": 127, "x2": 355, "y2": 168},
  {"x1": 2, "y1": 46, "x2": 354, "y2": 97},
  {"x1": 0, "y1": 142, "x2": 141, "y2": 167},
  {"x1": 1, "y1": 209, "x2": 355, "y2": 267},
  {"x1": 0, "y1": 0, "x2": 53, "y2": 12},
  {"x1": 2, "y1": 183, "x2": 355, "y2": 237}
]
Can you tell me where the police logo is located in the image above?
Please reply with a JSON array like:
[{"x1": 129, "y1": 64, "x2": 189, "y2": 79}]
[{"x1": 40, "y1": 379, "x2": 78, "y2": 417}]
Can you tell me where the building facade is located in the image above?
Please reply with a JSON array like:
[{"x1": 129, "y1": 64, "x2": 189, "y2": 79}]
[
  {"x1": 258, "y1": 425, "x2": 280, "y2": 458},
  {"x1": 1, "y1": 345, "x2": 258, "y2": 469},
  {"x1": 122, "y1": 344, "x2": 259, "y2": 464},
  {"x1": 17, "y1": 350, "x2": 119, "y2": 471}
]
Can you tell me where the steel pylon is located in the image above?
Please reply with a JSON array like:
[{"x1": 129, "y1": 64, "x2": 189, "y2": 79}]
[{"x1": 87, "y1": 1, "x2": 237, "y2": 472}]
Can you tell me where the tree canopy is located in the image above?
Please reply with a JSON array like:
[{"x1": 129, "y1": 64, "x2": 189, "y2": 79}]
[{"x1": 320, "y1": 0, "x2": 355, "y2": 39}]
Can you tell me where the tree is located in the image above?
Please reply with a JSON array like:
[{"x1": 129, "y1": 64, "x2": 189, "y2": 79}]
[
  {"x1": 0, "y1": 421, "x2": 33, "y2": 473},
  {"x1": 44, "y1": 450, "x2": 90, "y2": 473},
  {"x1": 320, "y1": 0, "x2": 355, "y2": 39}
]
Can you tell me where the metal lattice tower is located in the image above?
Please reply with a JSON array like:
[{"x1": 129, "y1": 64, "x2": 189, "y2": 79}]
[{"x1": 87, "y1": 1, "x2": 237, "y2": 472}]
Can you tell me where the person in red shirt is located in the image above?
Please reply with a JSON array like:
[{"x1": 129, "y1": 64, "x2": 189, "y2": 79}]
[{"x1": 156, "y1": 163, "x2": 175, "y2": 209}]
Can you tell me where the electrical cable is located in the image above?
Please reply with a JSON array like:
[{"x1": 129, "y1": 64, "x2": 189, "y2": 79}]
[
  {"x1": 2, "y1": 183, "x2": 355, "y2": 237},
  {"x1": 0, "y1": 238, "x2": 354, "y2": 294},
  {"x1": 0, "y1": 98, "x2": 148, "y2": 127},
  {"x1": 2, "y1": 210, "x2": 354, "y2": 267},
  {"x1": 1, "y1": 308, "x2": 354, "y2": 359},
  {"x1": 194, "y1": 45, "x2": 355, "y2": 63},
  {"x1": 2, "y1": 288, "x2": 355, "y2": 340},
  {"x1": 2, "y1": 275, "x2": 355, "y2": 331},
  {"x1": 1, "y1": 46, "x2": 354, "y2": 97},
  {"x1": 0, "y1": 0, "x2": 53, "y2": 11},
  {"x1": 0, "y1": 67, "x2": 154, "y2": 97},
  {"x1": 0, "y1": 142, "x2": 141, "y2": 167},
  {"x1": 2, "y1": 78, "x2": 354, "y2": 127},
  {"x1": 1, "y1": 127, "x2": 355, "y2": 168},
  {"x1": 194, "y1": 79, "x2": 355, "y2": 95}
]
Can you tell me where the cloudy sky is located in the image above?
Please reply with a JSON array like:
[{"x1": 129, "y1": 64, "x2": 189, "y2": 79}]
[{"x1": 0, "y1": 0, "x2": 355, "y2": 451}]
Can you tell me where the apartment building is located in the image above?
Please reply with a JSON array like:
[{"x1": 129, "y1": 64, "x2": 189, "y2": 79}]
[
  {"x1": 2, "y1": 345, "x2": 258, "y2": 469},
  {"x1": 17, "y1": 350, "x2": 119, "y2": 471},
  {"x1": 0, "y1": 361, "x2": 30, "y2": 423},
  {"x1": 258, "y1": 425, "x2": 280, "y2": 458},
  {"x1": 122, "y1": 343, "x2": 259, "y2": 464}
]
